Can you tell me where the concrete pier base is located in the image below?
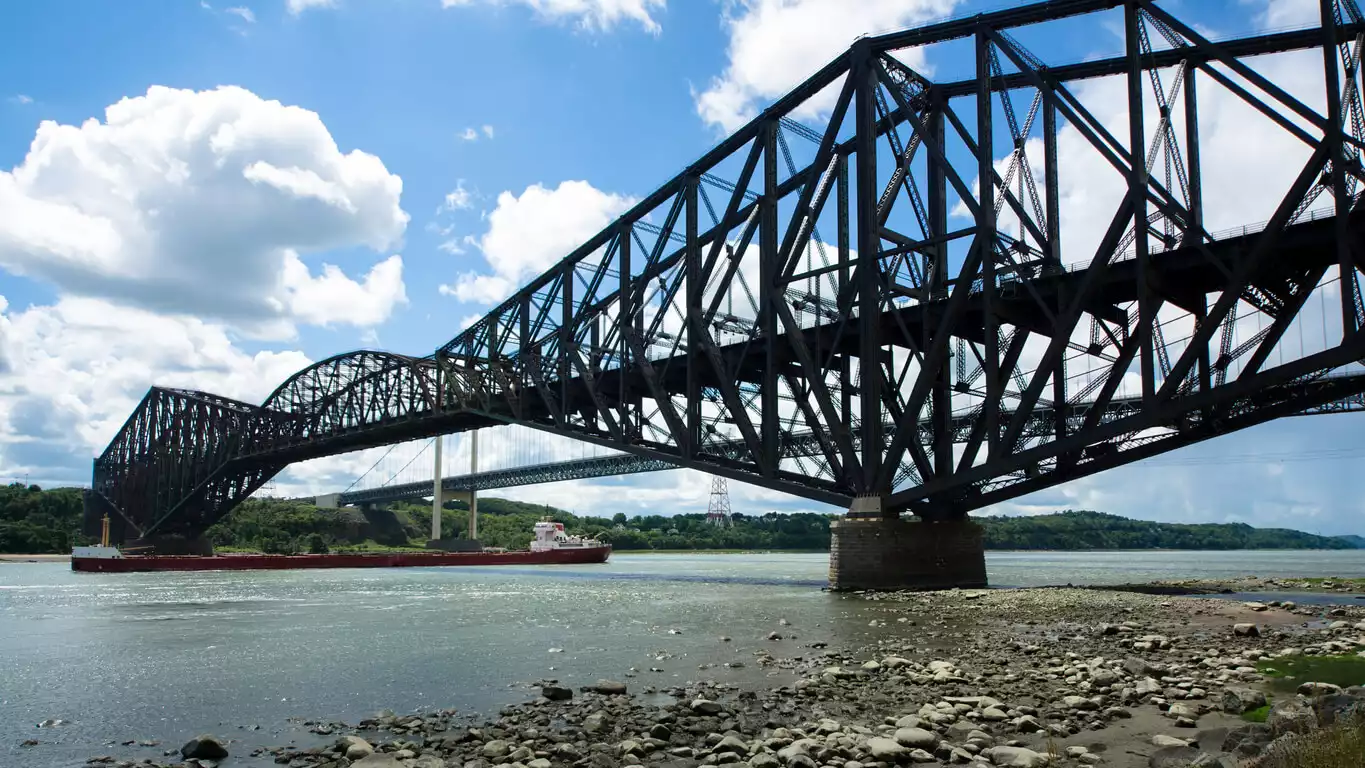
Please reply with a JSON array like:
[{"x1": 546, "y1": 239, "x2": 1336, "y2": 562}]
[{"x1": 828, "y1": 517, "x2": 987, "y2": 591}]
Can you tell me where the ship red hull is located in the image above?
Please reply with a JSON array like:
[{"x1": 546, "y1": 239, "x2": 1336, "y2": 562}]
[{"x1": 71, "y1": 546, "x2": 611, "y2": 573}]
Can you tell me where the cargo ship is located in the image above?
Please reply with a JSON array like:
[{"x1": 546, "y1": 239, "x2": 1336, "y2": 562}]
[{"x1": 72, "y1": 520, "x2": 610, "y2": 573}]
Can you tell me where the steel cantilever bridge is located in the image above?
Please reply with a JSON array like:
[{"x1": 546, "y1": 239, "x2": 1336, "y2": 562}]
[{"x1": 89, "y1": 0, "x2": 1365, "y2": 560}]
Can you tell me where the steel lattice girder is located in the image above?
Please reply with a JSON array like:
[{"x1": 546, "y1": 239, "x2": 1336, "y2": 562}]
[{"x1": 90, "y1": 0, "x2": 1365, "y2": 539}]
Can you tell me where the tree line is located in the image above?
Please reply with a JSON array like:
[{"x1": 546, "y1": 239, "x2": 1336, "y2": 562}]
[{"x1": 0, "y1": 483, "x2": 1359, "y2": 554}]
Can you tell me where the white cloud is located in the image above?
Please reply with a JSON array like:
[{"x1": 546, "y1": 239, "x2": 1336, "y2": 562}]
[
  {"x1": 225, "y1": 6, "x2": 256, "y2": 22},
  {"x1": 0, "y1": 295, "x2": 309, "y2": 486},
  {"x1": 482, "y1": 124, "x2": 495, "y2": 139},
  {"x1": 442, "y1": 180, "x2": 634, "y2": 303},
  {"x1": 0, "y1": 85, "x2": 410, "y2": 337},
  {"x1": 287, "y1": 0, "x2": 335, "y2": 14},
  {"x1": 459, "y1": 127, "x2": 480, "y2": 141},
  {"x1": 440, "y1": 0, "x2": 664, "y2": 34},
  {"x1": 440, "y1": 180, "x2": 474, "y2": 212},
  {"x1": 10, "y1": 94, "x2": 32, "y2": 106},
  {"x1": 695, "y1": 0, "x2": 957, "y2": 133}
]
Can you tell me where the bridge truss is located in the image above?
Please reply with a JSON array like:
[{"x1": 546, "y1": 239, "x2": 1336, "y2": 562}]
[{"x1": 89, "y1": 0, "x2": 1365, "y2": 543}]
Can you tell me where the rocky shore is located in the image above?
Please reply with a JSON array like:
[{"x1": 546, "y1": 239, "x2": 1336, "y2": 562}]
[{"x1": 74, "y1": 587, "x2": 1365, "y2": 768}]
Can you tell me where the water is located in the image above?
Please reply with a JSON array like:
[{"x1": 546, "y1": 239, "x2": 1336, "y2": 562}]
[{"x1": 2, "y1": 550, "x2": 1363, "y2": 767}]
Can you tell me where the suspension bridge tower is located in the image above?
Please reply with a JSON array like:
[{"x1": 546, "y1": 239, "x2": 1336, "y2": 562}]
[{"x1": 705, "y1": 477, "x2": 732, "y2": 528}]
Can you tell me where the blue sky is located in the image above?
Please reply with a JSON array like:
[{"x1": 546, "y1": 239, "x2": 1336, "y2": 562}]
[{"x1": 1, "y1": 0, "x2": 1363, "y2": 535}]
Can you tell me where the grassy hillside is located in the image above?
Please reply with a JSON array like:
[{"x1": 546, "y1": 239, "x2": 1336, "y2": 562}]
[{"x1": 0, "y1": 483, "x2": 1357, "y2": 554}]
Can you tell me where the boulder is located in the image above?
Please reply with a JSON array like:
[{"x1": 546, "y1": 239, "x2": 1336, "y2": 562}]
[
  {"x1": 1221, "y1": 687, "x2": 1266, "y2": 714},
  {"x1": 1296, "y1": 681, "x2": 1342, "y2": 696},
  {"x1": 1063, "y1": 695, "x2": 1099, "y2": 710},
  {"x1": 584, "y1": 679, "x2": 628, "y2": 695},
  {"x1": 713, "y1": 735, "x2": 747, "y2": 754},
  {"x1": 986, "y1": 745, "x2": 1048, "y2": 768},
  {"x1": 1266, "y1": 699, "x2": 1317, "y2": 736},
  {"x1": 180, "y1": 735, "x2": 229, "y2": 760},
  {"x1": 866, "y1": 737, "x2": 908, "y2": 761},
  {"x1": 691, "y1": 699, "x2": 724, "y2": 715},
  {"x1": 1221, "y1": 724, "x2": 1272, "y2": 758},
  {"x1": 352, "y1": 755, "x2": 403, "y2": 768},
  {"x1": 893, "y1": 727, "x2": 939, "y2": 749},
  {"x1": 1233, "y1": 623, "x2": 1259, "y2": 637},
  {"x1": 481, "y1": 740, "x2": 511, "y2": 758},
  {"x1": 542, "y1": 685, "x2": 573, "y2": 701},
  {"x1": 1150, "y1": 735, "x2": 1189, "y2": 749}
]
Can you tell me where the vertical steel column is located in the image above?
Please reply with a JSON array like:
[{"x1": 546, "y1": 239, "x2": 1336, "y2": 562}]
[
  {"x1": 431, "y1": 434, "x2": 443, "y2": 541},
  {"x1": 1322, "y1": 0, "x2": 1359, "y2": 337},
  {"x1": 469, "y1": 430, "x2": 479, "y2": 540},
  {"x1": 561, "y1": 263, "x2": 574, "y2": 417},
  {"x1": 837, "y1": 155, "x2": 853, "y2": 438},
  {"x1": 1044, "y1": 99, "x2": 1065, "y2": 444},
  {"x1": 685, "y1": 175, "x2": 703, "y2": 460},
  {"x1": 1126, "y1": 1, "x2": 1156, "y2": 401},
  {"x1": 976, "y1": 29, "x2": 1001, "y2": 458},
  {"x1": 1184, "y1": 63, "x2": 1213, "y2": 405},
  {"x1": 926, "y1": 101, "x2": 953, "y2": 478},
  {"x1": 761, "y1": 122, "x2": 781, "y2": 476},
  {"x1": 853, "y1": 42, "x2": 883, "y2": 494},
  {"x1": 618, "y1": 227, "x2": 633, "y2": 439}
]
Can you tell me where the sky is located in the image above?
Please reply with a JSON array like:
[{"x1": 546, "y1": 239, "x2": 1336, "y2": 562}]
[{"x1": 0, "y1": 0, "x2": 1362, "y2": 536}]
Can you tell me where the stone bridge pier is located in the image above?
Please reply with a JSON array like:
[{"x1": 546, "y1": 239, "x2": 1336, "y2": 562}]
[{"x1": 828, "y1": 495, "x2": 987, "y2": 591}]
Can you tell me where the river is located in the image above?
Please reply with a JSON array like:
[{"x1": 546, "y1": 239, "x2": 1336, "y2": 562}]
[{"x1": 3, "y1": 550, "x2": 1363, "y2": 767}]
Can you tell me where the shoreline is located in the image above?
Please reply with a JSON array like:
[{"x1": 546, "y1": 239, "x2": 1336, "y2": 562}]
[
  {"x1": 55, "y1": 583, "x2": 1365, "y2": 768},
  {"x1": 0, "y1": 553, "x2": 69, "y2": 562}
]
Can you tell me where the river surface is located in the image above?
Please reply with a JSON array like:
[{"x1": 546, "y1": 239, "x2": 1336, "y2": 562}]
[{"x1": 3, "y1": 550, "x2": 1364, "y2": 767}]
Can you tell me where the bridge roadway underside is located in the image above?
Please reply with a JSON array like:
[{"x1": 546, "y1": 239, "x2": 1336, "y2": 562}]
[{"x1": 164, "y1": 211, "x2": 1365, "y2": 526}]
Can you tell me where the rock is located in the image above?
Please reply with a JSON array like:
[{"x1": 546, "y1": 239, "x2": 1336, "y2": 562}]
[
  {"x1": 1150, "y1": 735, "x2": 1189, "y2": 749},
  {"x1": 893, "y1": 727, "x2": 939, "y2": 749},
  {"x1": 344, "y1": 741, "x2": 375, "y2": 760},
  {"x1": 1124, "y1": 657, "x2": 1157, "y2": 676},
  {"x1": 584, "y1": 712, "x2": 608, "y2": 733},
  {"x1": 986, "y1": 745, "x2": 1048, "y2": 768},
  {"x1": 541, "y1": 684, "x2": 573, "y2": 701},
  {"x1": 766, "y1": 632, "x2": 783, "y2": 641},
  {"x1": 528, "y1": 760, "x2": 552, "y2": 768},
  {"x1": 180, "y1": 735, "x2": 229, "y2": 760},
  {"x1": 749, "y1": 754, "x2": 780, "y2": 768},
  {"x1": 481, "y1": 740, "x2": 511, "y2": 758},
  {"x1": 1316, "y1": 692, "x2": 1365, "y2": 725},
  {"x1": 649, "y1": 723, "x2": 672, "y2": 741},
  {"x1": 1221, "y1": 687, "x2": 1266, "y2": 714},
  {"x1": 713, "y1": 735, "x2": 747, "y2": 754},
  {"x1": 1063, "y1": 695, "x2": 1098, "y2": 710},
  {"x1": 1296, "y1": 681, "x2": 1342, "y2": 696},
  {"x1": 352, "y1": 755, "x2": 403, "y2": 768},
  {"x1": 1221, "y1": 724, "x2": 1272, "y2": 758},
  {"x1": 584, "y1": 680, "x2": 628, "y2": 695},
  {"x1": 865, "y1": 737, "x2": 908, "y2": 761},
  {"x1": 1233, "y1": 623, "x2": 1259, "y2": 637},
  {"x1": 691, "y1": 699, "x2": 724, "y2": 715},
  {"x1": 1167, "y1": 702, "x2": 1199, "y2": 722},
  {"x1": 1148, "y1": 746, "x2": 1199, "y2": 768},
  {"x1": 908, "y1": 747, "x2": 936, "y2": 762},
  {"x1": 1244, "y1": 601, "x2": 1269, "y2": 611},
  {"x1": 1065, "y1": 746, "x2": 1089, "y2": 758},
  {"x1": 981, "y1": 706, "x2": 1009, "y2": 721},
  {"x1": 1013, "y1": 715, "x2": 1043, "y2": 733},
  {"x1": 619, "y1": 739, "x2": 644, "y2": 756},
  {"x1": 1267, "y1": 699, "x2": 1317, "y2": 736}
]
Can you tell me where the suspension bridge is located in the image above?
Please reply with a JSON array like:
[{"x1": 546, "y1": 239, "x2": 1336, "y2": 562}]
[{"x1": 85, "y1": 0, "x2": 1365, "y2": 589}]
